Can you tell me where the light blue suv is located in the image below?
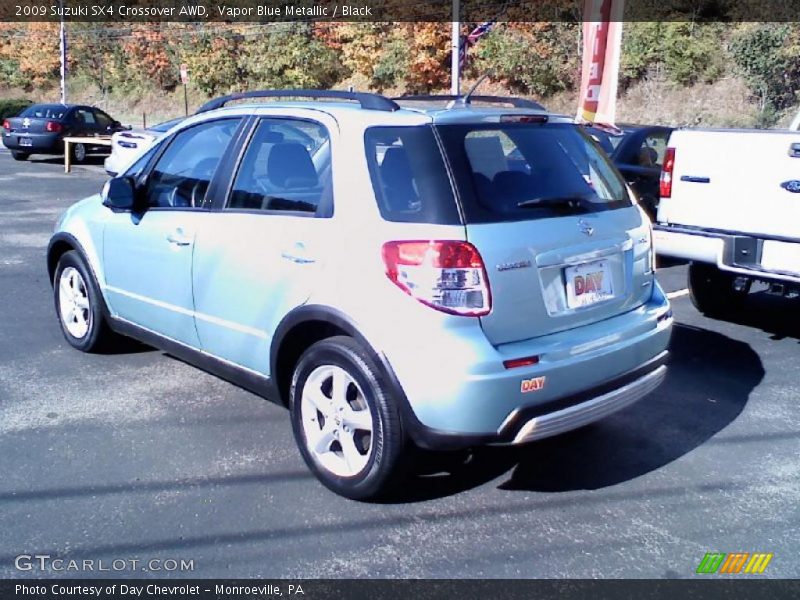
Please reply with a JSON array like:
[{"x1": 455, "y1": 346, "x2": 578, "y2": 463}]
[{"x1": 48, "y1": 90, "x2": 672, "y2": 499}]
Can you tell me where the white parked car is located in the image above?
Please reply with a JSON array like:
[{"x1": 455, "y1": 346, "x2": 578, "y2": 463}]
[
  {"x1": 104, "y1": 117, "x2": 184, "y2": 176},
  {"x1": 655, "y1": 127, "x2": 800, "y2": 315}
]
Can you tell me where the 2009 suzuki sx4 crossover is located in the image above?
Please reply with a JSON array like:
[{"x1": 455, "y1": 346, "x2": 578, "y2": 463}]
[{"x1": 48, "y1": 90, "x2": 672, "y2": 499}]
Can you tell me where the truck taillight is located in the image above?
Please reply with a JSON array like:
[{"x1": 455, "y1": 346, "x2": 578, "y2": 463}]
[
  {"x1": 2, "y1": 120, "x2": 9, "y2": 131},
  {"x1": 46, "y1": 121, "x2": 63, "y2": 133},
  {"x1": 381, "y1": 240, "x2": 492, "y2": 317},
  {"x1": 660, "y1": 147, "x2": 675, "y2": 198}
]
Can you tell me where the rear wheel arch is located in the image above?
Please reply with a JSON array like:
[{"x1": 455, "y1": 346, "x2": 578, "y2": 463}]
[
  {"x1": 270, "y1": 307, "x2": 405, "y2": 409},
  {"x1": 271, "y1": 307, "x2": 363, "y2": 407}
]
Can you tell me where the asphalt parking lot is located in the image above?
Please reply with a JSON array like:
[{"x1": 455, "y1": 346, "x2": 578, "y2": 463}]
[{"x1": 0, "y1": 149, "x2": 798, "y2": 579}]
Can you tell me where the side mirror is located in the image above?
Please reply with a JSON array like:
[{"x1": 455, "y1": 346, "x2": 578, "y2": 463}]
[{"x1": 102, "y1": 177, "x2": 136, "y2": 211}]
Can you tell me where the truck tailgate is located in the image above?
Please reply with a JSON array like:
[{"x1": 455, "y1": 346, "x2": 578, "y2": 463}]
[{"x1": 658, "y1": 129, "x2": 800, "y2": 239}]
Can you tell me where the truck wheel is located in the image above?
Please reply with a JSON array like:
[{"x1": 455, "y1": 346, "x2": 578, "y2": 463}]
[
  {"x1": 11, "y1": 151, "x2": 29, "y2": 161},
  {"x1": 289, "y1": 336, "x2": 407, "y2": 500},
  {"x1": 688, "y1": 262, "x2": 750, "y2": 316}
]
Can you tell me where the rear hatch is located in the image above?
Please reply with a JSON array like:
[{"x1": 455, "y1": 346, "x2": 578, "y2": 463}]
[
  {"x1": 437, "y1": 120, "x2": 653, "y2": 346},
  {"x1": 659, "y1": 129, "x2": 800, "y2": 239}
]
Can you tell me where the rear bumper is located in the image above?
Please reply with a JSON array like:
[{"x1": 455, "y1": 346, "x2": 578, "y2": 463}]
[
  {"x1": 1, "y1": 131, "x2": 62, "y2": 153},
  {"x1": 654, "y1": 223, "x2": 800, "y2": 285},
  {"x1": 389, "y1": 283, "x2": 673, "y2": 450},
  {"x1": 498, "y1": 352, "x2": 668, "y2": 444}
]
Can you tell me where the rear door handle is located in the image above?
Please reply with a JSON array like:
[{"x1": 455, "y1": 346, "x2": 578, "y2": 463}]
[
  {"x1": 281, "y1": 242, "x2": 315, "y2": 264},
  {"x1": 789, "y1": 143, "x2": 800, "y2": 157},
  {"x1": 166, "y1": 228, "x2": 192, "y2": 246}
]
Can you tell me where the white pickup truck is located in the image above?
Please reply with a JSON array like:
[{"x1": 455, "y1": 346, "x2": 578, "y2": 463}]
[{"x1": 654, "y1": 128, "x2": 800, "y2": 315}]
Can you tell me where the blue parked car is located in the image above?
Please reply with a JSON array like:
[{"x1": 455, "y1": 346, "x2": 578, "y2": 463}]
[{"x1": 48, "y1": 90, "x2": 672, "y2": 500}]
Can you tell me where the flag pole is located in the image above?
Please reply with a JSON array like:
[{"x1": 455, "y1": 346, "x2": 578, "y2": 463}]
[
  {"x1": 451, "y1": 0, "x2": 460, "y2": 95},
  {"x1": 59, "y1": 0, "x2": 67, "y2": 104}
]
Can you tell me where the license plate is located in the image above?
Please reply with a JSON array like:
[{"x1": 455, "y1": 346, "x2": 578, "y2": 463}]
[
  {"x1": 760, "y1": 240, "x2": 800, "y2": 274},
  {"x1": 565, "y1": 259, "x2": 614, "y2": 309},
  {"x1": 19, "y1": 137, "x2": 32, "y2": 147}
]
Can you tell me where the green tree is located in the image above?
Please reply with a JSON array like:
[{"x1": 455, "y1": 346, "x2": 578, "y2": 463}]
[
  {"x1": 729, "y1": 23, "x2": 800, "y2": 115},
  {"x1": 621, "y1": 22, "x2": 726, "y2": 88},
  {"x1": 241, "y1": 24, "x2": 346, "y2": 90},
  {"x1": 473, "y1": 23, "x2": 579, "y2": 98}
]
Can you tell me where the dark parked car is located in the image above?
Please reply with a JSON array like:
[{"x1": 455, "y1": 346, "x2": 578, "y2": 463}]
[
  {"x1": 1, "y1": 103, "x2": 127, "y2": 163},
  {"x1": 585, "y1": 124, "x2": 673, "y2": 220}
]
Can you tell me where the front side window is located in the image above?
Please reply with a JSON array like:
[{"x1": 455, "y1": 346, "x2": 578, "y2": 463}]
[
  {"x1": 94, "y1": 110, "x2": 113, "y2": 129},
  {"x1": 145, "y1": 118, "x2": 241, "y2": 209},
  {"x1": 438, "y1": 122, "x2": 632, "y2": 223},
  {"x1": 227, "y1": 119, "x2": 330, "y2": 215}
]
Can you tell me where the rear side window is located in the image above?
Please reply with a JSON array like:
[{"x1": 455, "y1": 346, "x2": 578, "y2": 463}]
[
  {"x1": 227, "y1": 118, "x2": 331, "y2": 215},
  {"x1": 438, "y1": 123, "x2": 632, "y2": 223},
  {"x1": 364, "y1": 126, "x2": 461, "y2": 224}
]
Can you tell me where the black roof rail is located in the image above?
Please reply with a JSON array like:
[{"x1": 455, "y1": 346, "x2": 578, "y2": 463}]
[
  {"x1": 393, "y1": 95, "x2": 546, "y2": 111},
  {"x1": 197, "y1": 89, "x2": 400, "y2": 113}
]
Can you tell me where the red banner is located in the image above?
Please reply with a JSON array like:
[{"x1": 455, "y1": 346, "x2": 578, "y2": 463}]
[{"x1": 577, "y1": 0, "x2": 623, "y2": 125}]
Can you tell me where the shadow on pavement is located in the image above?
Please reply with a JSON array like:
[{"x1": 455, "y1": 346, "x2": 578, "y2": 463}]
[
  {"x1": 25, "y1": 155, "x2": 107, "y2": 168},
  {"x1": 711, "y1": 291, "x2": 800, "y2": 341},
  {"x1": 388, "y1": 323, "x2": 764, "y2": 502}
]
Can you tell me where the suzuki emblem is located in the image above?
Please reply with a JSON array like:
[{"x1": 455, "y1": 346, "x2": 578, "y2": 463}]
[
  {"x1": 780, "y1": 180, "x2": 800, "y2": 193},
  {"x1": 578, "y1": 219, "x2": 594, "y2": 236}
]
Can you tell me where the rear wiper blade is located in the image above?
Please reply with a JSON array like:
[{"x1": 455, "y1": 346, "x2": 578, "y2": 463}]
[{"x1": 516, "y1": 195, "x2": 593, "y2": 209}]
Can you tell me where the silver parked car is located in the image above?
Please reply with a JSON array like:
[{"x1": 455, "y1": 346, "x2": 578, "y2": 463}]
[{"x1": 48, "y1": 90, "x2": 672, "y2": 499}]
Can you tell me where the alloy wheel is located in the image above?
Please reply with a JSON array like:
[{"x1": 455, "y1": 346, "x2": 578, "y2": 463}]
[
  {"x1": 300, "y1": 364, "x2": 375, "y2": 478},
  {"x1": 58, "y1": 266, "x2": 92, "y2": 339}
]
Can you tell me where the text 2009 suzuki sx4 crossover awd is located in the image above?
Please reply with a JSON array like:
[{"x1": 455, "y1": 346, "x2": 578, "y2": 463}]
[{"x1": 48, "y1": 90, "x2": 672, "y2": 499}]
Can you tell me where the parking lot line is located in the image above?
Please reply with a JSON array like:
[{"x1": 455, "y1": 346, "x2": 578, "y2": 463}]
[{"x1": 666, "y1": 289, "x2": 690, "y2": 299}]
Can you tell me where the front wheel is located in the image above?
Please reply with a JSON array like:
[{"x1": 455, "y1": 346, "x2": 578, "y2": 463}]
[
  {"x1": 688, "y1": 262, "x2": 750, "y2": 316},
  {"x1": 11, "y1": 150, "x2": 29, "y2": 161},
  {"x1": 54, "y1": 250, "x2": 116, "y2": 352},
  {"x1": 289, "y1": 336, "x2": 407, "y2": 500}
]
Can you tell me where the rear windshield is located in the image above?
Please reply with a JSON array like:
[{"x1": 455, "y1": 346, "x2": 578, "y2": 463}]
[
  {"x1": 437, "y1": 122, "x2": 632, "y2": 223},
  {"x1": 364, "y1": 125, "x2": 461, "y2": 224},
  {"x1": 19, "y1": 105, "x2": 67, "y2": 119}
]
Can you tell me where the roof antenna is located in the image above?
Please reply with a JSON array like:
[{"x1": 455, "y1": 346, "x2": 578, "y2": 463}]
[{"x1": 457, "y1": 70, "x2": 493, "y2": 107}]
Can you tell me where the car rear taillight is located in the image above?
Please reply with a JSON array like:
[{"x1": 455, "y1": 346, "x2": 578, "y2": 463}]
[
  {"x1": 46, "y1": 121, "x2": 63, "y2": 133},
  {"x1": 2, "y1": 120, "x2": 9, "y2": 131},
  {"x1": 381, "y1": 240, "x2": 492, "y2": 317},
  {"x1": 660, "y1": 147, "x2": 675, "y2": 198}
]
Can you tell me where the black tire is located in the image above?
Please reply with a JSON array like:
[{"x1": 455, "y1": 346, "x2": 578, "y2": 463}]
[
  {"x1": 11, "y1": 150, "x2": 29, "y2": 161},
  {"x1": 53, "y1": 250, "x2": 117, "y2": 352},
  {"x1": 688, "y1": 261, "x2": 750, "y2": 316},
  {"x1": 71, "y1": 142, "x2": 87, "y2": 164},
  {"x1": 289, "y1": 336, "x2": 407, "y2": 500}
]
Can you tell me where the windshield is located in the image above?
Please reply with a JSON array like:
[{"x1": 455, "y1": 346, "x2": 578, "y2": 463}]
[
  {"x1": 150, "y1": 117, "x2": 184, "y2": 133},
  {"x1": 19, "y1": 104, "x2": 67, "y2": 119},
  {"x1": 436, "y1": 122, "x2": 632, "y2": 223}
]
